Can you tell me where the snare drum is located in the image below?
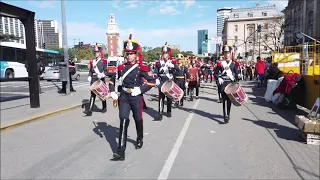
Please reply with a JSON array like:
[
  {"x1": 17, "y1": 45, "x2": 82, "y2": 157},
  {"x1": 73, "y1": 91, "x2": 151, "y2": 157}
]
[
  {"x1": 224, "y1": 82, "x2": 248, "y2": 106},
  {"x1": 90, "y1": 80, "x2": 110, "y2": 101},
  {"x1": 161, "y1": 80, "x2": 184, "y2": 102}
]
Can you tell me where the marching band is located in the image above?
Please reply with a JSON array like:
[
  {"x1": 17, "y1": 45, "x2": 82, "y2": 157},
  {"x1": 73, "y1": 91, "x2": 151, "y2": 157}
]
[{"x1": 87, "y1": 40, "x2": 249, "y2": 161}]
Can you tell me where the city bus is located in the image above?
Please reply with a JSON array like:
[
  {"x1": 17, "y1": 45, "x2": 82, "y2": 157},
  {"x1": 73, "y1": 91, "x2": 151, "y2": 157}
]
[{"x1": 0, "y1": 42, "x2": 61, "y2": 78}]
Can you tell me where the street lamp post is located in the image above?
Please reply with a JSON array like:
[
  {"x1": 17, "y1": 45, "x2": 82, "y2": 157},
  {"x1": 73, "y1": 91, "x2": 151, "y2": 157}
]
[{"x1": 61, "y1": 0, "x2": 70, "y2": 95}]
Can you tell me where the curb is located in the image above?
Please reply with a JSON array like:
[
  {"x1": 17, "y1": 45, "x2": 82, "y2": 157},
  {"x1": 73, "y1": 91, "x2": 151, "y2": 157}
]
[{"x1": 0, "y1": 104, "x2": 83, "y2": 133}]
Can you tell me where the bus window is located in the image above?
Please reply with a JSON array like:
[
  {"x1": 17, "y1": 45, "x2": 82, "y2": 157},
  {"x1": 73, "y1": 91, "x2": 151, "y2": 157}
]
[
  {"x1": 16, "y1": 49, "x2": 26, "y2": 64},
  {"x1": 2, "y1": 47, "x2": 15, "y2": 62}
]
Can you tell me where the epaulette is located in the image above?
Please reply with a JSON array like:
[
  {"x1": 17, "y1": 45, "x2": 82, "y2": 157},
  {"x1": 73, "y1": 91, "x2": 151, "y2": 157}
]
[
  {"x1": 155, "y1": 60, "x2": 160, "y2": 66},
  {"x1": 89, "y1": 59, "x2": 93, "y2": 65},
  {"x1": 118, "y1": 64, "x2": 124, "y2": 71},
  {"x1": 139, "y1": 64, "x2": 149, "y2": 72},
  {"x1": 171, "y1": 59, "x2": 177, "y2": 64},
  {"x1": 216, "y1": 61, "x2": 222, "y2": 66},
  {"x1": 102, "y1": 59, "x2": 108, "y2": 64}
]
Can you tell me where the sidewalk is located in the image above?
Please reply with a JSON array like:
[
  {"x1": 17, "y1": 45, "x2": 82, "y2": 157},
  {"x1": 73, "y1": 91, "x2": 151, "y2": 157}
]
[{"x1": 0, "y1": 86, "x2": 99, "y2": 130}]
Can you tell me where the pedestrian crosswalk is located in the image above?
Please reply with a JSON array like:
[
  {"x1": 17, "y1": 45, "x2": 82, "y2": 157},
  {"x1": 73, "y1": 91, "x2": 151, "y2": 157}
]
[{"x1": 0, "y1": 80, "x2": 90, "y2": 90}]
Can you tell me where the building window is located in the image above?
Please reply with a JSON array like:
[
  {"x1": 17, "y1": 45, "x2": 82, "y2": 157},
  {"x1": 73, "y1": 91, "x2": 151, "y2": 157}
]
[
  {"x1": 233, "y1": 13, "x2": 239, "y2": 18},
  {"x1": 234, "y1": 25, "x2": 238, "y2": 32},
  {"x1": 308, "y1": 10, "x2": 313, "y2": 26},
  {"x1": 264, "y1": 23, "x2": 268, "y2": 29},
  {"x1": 247, "y1": 12, "x2": 253, "y2": 17},
  {"x1": 264, "y1": 46, "x2": 268, "y2": 51},
  {"x1": 262, "y1": 12, "x2": 267, "y2": 16},
  {"x1": 235, "y1": 36, "x2": 238, "y2": 43}
]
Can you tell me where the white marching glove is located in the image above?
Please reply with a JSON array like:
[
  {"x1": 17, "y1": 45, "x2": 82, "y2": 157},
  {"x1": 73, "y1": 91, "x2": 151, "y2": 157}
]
[
  {"x1": 110, "y1": 92, "x2": 118, "y2": 100},
  {"x1": 156, "y1": 79, "x2": 160, "y2": 86},
  {"x1": 185, "y1": 82, "x2": 189, "y2": 88},
  {"x1": 131, "y1": 87, "x2": 141, "y2": 96},
  {"x1": 218, "y1": 77, "x2": 224, "y2": 85},
  {"x1": 97, "y1": 73, "x2": 105, "y2": 79},
  {"x1": 167, "y1": 62, "x2": 174, "y2": 68},
  {"x1": 87, "y1": 76, "x2": 92, "y2": 82}
]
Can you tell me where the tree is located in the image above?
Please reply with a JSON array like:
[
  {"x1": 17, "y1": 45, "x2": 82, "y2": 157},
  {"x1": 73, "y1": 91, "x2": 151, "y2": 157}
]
[
  {"x1": 48, "y1": 47, "x2": 75, "y2": 60},
  {"x1": 180, "y1": 51, "x2": 194, "y2": 57},
  {"x1": 261, "y1": 16, "x2": 285, "y2": 52},
  {"x1": 0, "y1": 34, "x2": 22, "y2": 42},
  {"x1": 77, "y1": 48, "x2": 94, "y2": 60}
]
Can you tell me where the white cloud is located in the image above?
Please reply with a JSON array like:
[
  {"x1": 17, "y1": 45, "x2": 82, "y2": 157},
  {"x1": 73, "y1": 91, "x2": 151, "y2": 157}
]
[
  {"x1": 28, "y1": 0, "x2": 58, "y2": 9},
  {"x1": 65, "y1": 20, "x2": 216, "y2": 53},
  {"x1": 147, "y1": 7, "x2": 157, "y2": 15},
  {"x1": 181, "y1": 0, "x2": 196, "y2": 10},
  {"x1": 159, "y1": 6, "x2": 181, "y2": 15}
]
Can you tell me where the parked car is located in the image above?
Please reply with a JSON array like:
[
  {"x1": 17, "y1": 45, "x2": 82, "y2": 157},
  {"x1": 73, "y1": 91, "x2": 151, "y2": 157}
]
[{"x1": 43, "y1": 66, "x2": 80, "y2": 81}]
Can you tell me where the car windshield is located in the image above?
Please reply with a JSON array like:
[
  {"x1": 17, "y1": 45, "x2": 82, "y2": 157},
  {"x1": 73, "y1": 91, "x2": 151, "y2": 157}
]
[{"x1": 108, "y1": 61, "x2": 117, "y2": 66}]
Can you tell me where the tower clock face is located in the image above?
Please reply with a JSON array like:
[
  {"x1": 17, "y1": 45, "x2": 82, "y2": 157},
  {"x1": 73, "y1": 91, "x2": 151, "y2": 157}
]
[{"x1": 109, "y1": 26, "x2": 113, "y2": 30}]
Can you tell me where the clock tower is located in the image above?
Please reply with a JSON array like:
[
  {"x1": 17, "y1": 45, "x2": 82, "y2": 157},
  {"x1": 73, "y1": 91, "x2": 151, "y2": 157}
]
[{"x1": 106, "y1": 13, "x2": 119, "y2": 57}]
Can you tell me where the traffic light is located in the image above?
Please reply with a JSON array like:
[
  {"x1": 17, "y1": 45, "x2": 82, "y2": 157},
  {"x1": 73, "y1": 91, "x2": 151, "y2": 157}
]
[
  {"x1": 42, "y1": 43, "x2": 45, "y2": 49},
  {"x1": 80, "y1": 41, "x2": 83, "y2": 47},
  {"x1": 205, "y1": 34, "x2": 208, "y2": 42}
]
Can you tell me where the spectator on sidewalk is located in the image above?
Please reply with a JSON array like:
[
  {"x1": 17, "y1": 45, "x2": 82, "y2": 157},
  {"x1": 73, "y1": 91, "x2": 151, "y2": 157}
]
[
  {"x1": 255, "y1": 56, "x2": 266, "y2": 88},
  {"x1": 60, "y1": 58, "x2": 76, "y2": 94}
]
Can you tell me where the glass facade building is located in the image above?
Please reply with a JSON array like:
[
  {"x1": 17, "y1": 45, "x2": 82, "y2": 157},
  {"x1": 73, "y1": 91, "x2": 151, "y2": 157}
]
[{"x1": 197, "y1": 29, "x2": 208, "y2": 55}]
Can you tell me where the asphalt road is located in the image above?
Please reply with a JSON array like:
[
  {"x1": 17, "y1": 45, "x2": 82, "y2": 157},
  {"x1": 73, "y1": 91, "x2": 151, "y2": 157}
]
[
  {"x1": 0, "y1": 75, "x2": 93, "y2": 102},
  {"x1": 1, "y1": 82, "x2": 319, "y2": 179}
]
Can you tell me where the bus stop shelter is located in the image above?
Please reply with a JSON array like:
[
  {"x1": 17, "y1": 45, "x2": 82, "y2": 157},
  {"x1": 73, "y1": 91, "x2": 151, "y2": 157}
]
[{"x1": 0, "y1": 2, "x2": 40, "y2": 108}]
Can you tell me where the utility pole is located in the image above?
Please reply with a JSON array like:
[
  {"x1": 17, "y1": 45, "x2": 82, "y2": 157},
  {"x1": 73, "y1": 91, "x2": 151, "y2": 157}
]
[
  {"x1": 70, "y1": 38, "x2": 80, "y2": 60},
  {"x1": 61, "y1": 0, "x2": 70, "y2": 95}
]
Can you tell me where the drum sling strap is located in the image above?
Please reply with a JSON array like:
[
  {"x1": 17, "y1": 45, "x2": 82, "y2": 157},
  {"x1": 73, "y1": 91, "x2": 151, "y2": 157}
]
[
  {"x1": 92, "y1": 59, "x2": 102, "y2": 76},
  {"x1": 119, "y1": 64, "x2": 139, "y2": 84},
  {"x1": 221, "y1": 60, "x2": 235, "y2": 81}
]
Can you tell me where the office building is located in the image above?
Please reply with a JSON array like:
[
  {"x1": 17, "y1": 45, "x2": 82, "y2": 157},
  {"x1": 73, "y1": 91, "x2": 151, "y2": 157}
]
[
  {"x1": 283, "y1": 0, "x2": 320, "y2": 45},
  {"x1": 0, "y1": 16, "x2": 25, "y2": 44},
  {"x1": 198, "y1": 29, "x2": 208, "y2": 55},
  {"x1": 223, "y1": 4, "x2": 282, "y2": 60},
  {"x1": 36, "y1": 20, "x2": 62, "y2": 49},
  {"x1": 216, "y1": 8, "x2": 232, "y2": 54}
]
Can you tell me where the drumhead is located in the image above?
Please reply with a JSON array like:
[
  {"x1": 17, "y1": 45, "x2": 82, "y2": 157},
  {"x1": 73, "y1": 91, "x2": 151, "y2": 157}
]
[
  {"x1": 224, "y1": 83, "x2": 239, "y2": 94},
  {"x1": 90, "y1": 80, "x2": 101, "y2": 90},
  {"x1": 161, "y1": 81, "x2": 173, "y2": 93}
]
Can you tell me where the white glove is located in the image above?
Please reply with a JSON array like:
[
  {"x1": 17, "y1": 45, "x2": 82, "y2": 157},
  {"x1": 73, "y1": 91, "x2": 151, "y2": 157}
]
[
  {"x1": 156, "y1": 79, "x2": 160, "y2": 86},
  {"x1": 167, "y1": 62, "x2": 174, "y2": 68},
  {"x1": 185, "y1": 82, "x2": 189, "y2": 87},
  {"x1": 97, "y1": 73, "x2": 105, "y2": 79},
  {"x1": 131, "y1": 87, "x2": 141, "y2": 96},
  {"x1": 110, "y1": 92, "x2": 118, "y2": 100},
  {"x1": 218, "y1": 77, "x2": 224, "y2": 85},
  {"x1": 87, "y1": 76, "x2": 92, "y2": 82}
]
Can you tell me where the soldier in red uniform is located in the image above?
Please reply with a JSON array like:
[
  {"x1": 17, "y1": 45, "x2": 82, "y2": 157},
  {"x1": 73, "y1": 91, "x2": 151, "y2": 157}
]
[
  {"x1": 109, "y1": 35, "x2": 156, "y2": 161},
  {"x1": 153, "y1": 42, "x2": 179, "y2": 121},
  {"x1": 84, "y1": 45, "x2": 108, "y2": 116},
  {"x1": 214, "y1": 45, "x2": 238, "y2": 123}
]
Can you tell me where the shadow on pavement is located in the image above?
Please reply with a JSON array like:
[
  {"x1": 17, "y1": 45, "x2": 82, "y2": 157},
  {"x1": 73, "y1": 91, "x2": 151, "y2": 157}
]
[
  {"x1": 92, "y1": 122, "x2": 135, "y2": 153},
  {"x1": 179, "y1": 106, "x2": 225, "y2": 124},
  {"x1": 0, "y1": 95, "x2": 29, "y2": 102},
  {"x1": 242, "y1": 118, "x2": 304, "y2": 142}
]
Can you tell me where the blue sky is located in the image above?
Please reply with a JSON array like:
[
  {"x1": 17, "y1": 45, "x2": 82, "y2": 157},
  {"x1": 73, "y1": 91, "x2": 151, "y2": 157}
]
[{"x1": 3, "y1": 0, "x2": 288, "y2": 53}]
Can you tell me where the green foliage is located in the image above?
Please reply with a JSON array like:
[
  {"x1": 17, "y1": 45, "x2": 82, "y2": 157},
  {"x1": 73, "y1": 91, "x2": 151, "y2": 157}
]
[
  {"x1": 77, "y1": 48, "x2": 94, "y2": 60},
  {"x1": 141, "y1": 46, "x2": 194, "y2": 62}
]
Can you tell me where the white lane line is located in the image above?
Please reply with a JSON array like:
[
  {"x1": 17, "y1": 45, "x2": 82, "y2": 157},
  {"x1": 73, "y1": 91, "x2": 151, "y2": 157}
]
[{"x1": 157, "y1": 99, "x2": 200, "y2": 180}]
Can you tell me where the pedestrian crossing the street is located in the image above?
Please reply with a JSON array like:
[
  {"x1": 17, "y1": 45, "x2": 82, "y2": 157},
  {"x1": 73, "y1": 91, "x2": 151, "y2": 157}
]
[{"x1": 0, "y1": 81, "x2": 90, "y2": 91}]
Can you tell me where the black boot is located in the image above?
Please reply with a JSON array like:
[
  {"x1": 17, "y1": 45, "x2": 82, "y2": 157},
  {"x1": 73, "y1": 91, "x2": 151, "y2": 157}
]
[
  {"x1": 112, "y1": 119, "x2": 130, "y2": 161},
  {"x1": 135, "y1": 120, "x2": 143, "y2": 149},
  {"x1": 101, "y1": 100, "x2": 107, "y2": 113},
  {"x1": 84, "y1": 95, "x2": 95, "y2": 116},
  {"x1": 167, "y1": 98, "x2": 172, "y2": 117},
  {"x1": 154, "y1": 97, "x2": 164, "y2": 121}
]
